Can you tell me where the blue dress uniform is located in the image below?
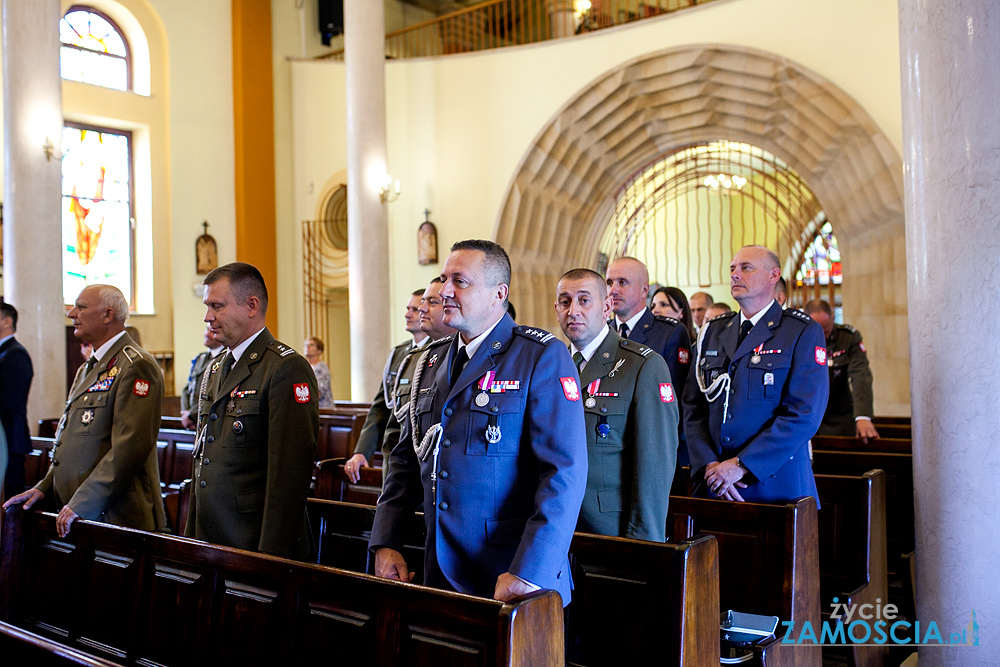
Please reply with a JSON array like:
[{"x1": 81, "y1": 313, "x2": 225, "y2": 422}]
[
  {"x1": 682, "y1": 302, "x2": 829, "y2": 505},
  {"x1": 370, "y1": 313, "x2": 588, "y2": 604},
  {"x1": 621, "y1": 310, "x2": 692, "y2": 464}
]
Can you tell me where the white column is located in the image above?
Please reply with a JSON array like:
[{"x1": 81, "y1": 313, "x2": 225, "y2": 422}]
[
  {"x1": 899, "y1": 2, "x2": 997, "y2": 664},
  {"x1": 2, "y1": 0, "x2": 66, "y2": 424},
  {"x1": 344, "y1": 1, "x2": 391, "y2": 400}
]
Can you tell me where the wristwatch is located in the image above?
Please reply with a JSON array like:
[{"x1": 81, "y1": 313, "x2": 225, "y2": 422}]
[{"x1": 736, "y1": 457, "x2": 749, "y2": 472}]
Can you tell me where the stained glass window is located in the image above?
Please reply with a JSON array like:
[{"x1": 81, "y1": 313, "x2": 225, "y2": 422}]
[
  {"x1": 62, "y1": 124, "x2": 133, "y2": 306},
  {"x1": 60, "y1": 7, "x2": 130, "y2": 91},
  {"x1": 795, "y1": 221, "x2": 842, "y2": 286}
]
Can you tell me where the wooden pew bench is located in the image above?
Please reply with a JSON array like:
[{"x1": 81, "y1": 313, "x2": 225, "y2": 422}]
[
  {"x1": 814, "y1": 470, "x2": 888, "y2": 667},
  {"x1": 25, "y1": 437, "x2": 57, "y2": 490},
  {"x1": 305, "y1": 498, "x2": 721, "y2": 667},
  {"x1": 1, "y1": 505, "x2": 563, "y2": 667},
  {"x1": 316, "y1": 413, "x2": 365, "y2": 460},
  {"x1": 0, "y1": 620, "x2": 125, "y2": 666},
  {"x1": 668, "y1": 495, "x2": 820, "y2": 667},
  {"x1": 312, "y1": 457, "x2": 382, "y2": 503}
]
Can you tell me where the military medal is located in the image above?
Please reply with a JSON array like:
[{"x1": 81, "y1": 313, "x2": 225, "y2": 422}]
[
  {"x1": 233, "y1": 420, "x2": 244, "y2": 434},
  {"x1": 81, "y1": 409, "x2": 94, "y2": 425},
  {"x1": 475, "y1": 393, "x2": 490, "y2": 407},
  {"x1": 585, "y1": 397, "x2": 596, "y2": 408},
  {"x1": 226, "y1": 399, "x2": 236, "y2": 413},
  {"x1": 476, "y1": 371, "x2": 496, "y2": 407},
  {"x1": 751, "y1": 355, "x2": 761, "y2": 364},
  {"x1": 596, "y1": 416, "x2": 610, "y2": 438},
  {"x1": 485, "y1": 413, "x2": 501, "y2": 444}
]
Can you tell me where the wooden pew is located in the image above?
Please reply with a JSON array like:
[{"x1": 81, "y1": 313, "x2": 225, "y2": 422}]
[
  {"x1": 1, "y1": 505, "x2": 564, "y2": 667},
  {"x1": 815, "y1": 470, "x2": 888, "y2": 667},
  {"x1": 872, "y1": 416, "x2": 910, "y2": 427},
  {"x1": 0, "y1": 620, "x2": 125, "y2": 666},
  {"x1": 326, "y1": 400, "x2": 373, "y2": 416},
  {"x1": 155, "y1": 429, "x2": 196, "y2": 489},
  {"x1": 25, "y1": 438, "x2": 57, "y2": 490},
  {"x1": 867, "y1": 424, "x2": 910, "y2": 439},
  {"x1": 312, "y1": 457, "x2": 382, "y2": 504},
  {"x1": 316, "y1": 413, "x2": 365, "y2": 460},
  {"x1": 669, "y1": 495, "x2": 820, "y2": 667},
  {"x1": 305, "y1": 498, "x2": 721, "y2": 667}
]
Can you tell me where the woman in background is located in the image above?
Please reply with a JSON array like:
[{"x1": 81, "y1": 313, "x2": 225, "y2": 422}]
[
  {"x1": 303, "y1": 337, "x2": 334, "y2": 409},
  {"x1": 651, "y1": 286, "x2": 696, "y2": 342}
]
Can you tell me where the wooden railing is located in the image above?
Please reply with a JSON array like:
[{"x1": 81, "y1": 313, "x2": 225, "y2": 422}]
[{"x1": 320, "y1": 0, "x2": 711, "y2": 61}]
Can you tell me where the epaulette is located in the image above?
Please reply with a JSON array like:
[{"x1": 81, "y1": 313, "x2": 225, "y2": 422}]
[
  {"x1": 620, "y1": 339, "x2": 654, "y2": 358},
  {"x1": 268, "y1": 340, "x2": 297, "y2": 357},
  {"x1": 784, "y1": 309, "x2": 814, "y2": 324},
  {"x1": 836, "y1": 323, "x2": 858, "y2": 334},
  {"x1": 707, "y1": 311, "x2": 737, "y2": 324},
  {"x1": 392, "y1": 340, "x2": 412, "y2": 353},
  {"x1": 652, "y1": 315, "x2": 681, "y2": 326},
  {"x1": 122, "y1": 345, "x2": 141, "y2": 362},
  {"x1": 514, "y1": 326, "x2": 556, "y2": 344}
]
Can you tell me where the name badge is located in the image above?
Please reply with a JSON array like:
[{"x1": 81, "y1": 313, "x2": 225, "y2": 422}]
[{"x1": 763, "y1": 372, "x2": 775, "y2": 386}]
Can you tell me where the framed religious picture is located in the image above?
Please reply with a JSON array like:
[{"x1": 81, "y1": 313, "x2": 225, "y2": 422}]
[
  {"x1": 196, "y1": 220, "x2": 218, "y2": 275},
  {"x1": 418, "y1": 210, "x2": 438, "y2": 265}
]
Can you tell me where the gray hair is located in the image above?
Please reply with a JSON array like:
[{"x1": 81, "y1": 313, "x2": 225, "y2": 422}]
[{"x1": 92, "y1": 284, "x2": 129, "y2": 323}]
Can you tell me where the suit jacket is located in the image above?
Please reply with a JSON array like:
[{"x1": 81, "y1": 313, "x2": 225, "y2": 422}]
[
  {"x1": 682, "y1": 302, "x2": 828, "y2": 505},
  {"x1": 354, "y1": 340, "x2": 414, "y2": 460},
  {"x1": 817, "y1": 323, "x2": 874, "y2": 436},
  {"x1": 0, "y1": 336, "x2": 33, "y2": 455},
  {"x1": 370, "y1": 314, "x2": 588, "y2": 604},
  {"x1": 185, "y1": 328, "x2": 318, "y2": 560},
  {"x1": 35, "y1": 333, "x2": 167, "y2": 531},
  {"x1": 576, "y1": 328, "x2": 678, "y2": 542},
  {"x1": 620, "y1": 309, "x2": 692, "y2": 464}
]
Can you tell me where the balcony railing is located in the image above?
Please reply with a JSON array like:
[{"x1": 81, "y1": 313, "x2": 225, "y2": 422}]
[{"x1": 319, "y1": 0, "x2": 712, "y2": 61}]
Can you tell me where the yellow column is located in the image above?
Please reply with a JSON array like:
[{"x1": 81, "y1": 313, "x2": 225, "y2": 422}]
[{"x1": 232, "y1": 0, "x2": 278, "y2": 332}]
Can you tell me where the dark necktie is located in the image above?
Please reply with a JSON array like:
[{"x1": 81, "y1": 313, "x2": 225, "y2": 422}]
[
  {"x1": 84, "y1": 356, "x2": 97, "y2": 375},
  {"x1": 218, "y1": 351, "x2": 235, "y2": 384},
  {"x1": 450, "y1": 346, "x2": 469, "y2": 386},
  {"x1": 619, "y1": 322, "x2": 630, "y2": 339},
  {"x1": 738, "y1": 320, "x2": 753, "y2": 347},
  {"x1": 573, "y1": 351, "x2": 585, "y2": 374}
]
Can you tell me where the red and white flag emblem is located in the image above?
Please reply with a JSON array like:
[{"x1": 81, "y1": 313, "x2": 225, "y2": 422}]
[
  {"x1": 560, "y1": 377, "x2": 580, "y2": 401},
  {"x1": 859, "y1": 342, "x2": 867, "y2": 353},
  {"x1": 294, "y1": 383, "x2": 311, "y2": 403},
  {"x1": 133, "y1": 380, "x2": 149, "y2": 397},
  {"x1": 659, "y1": 383, "x2": 675, "y2": 403},
  {"x1": 815, "y1": 347, "x2": 827, "y2": 365},
  {"x1": 678, "y1": 348, "x2": 690, "y2": 365}
]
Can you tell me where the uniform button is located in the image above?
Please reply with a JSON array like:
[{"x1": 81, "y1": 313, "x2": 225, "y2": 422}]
[
  {"x1": 203, "y1": 458, "x2": 210, "y2": 465},
  {"x1": 727, "y1": 413, "x2": 733, "y2": 420},
  {"x1": 210, "y1": 413, "x2": 218, "y2": 421},
  {"x1": 439, "y1": 501, "x2": 449, "y2": 510},
  {"x1": 789, "y1": 455, "x2": 794, "y2": 460},
  {"x1": 443, "y1": 439, "x2": 451, "y2": 447},
  {"x1": 236, "y1": 409, "x2": 242, "y2": 415},
  {"x1": 491, "y1": 406, "x2": 499, "y2": 413},
  {"x1": 439, "y1": 470, "x2": 449, "y2": 479},
  {"x1": 444, "y1": 408, "x2": 453, "y2": 417},
  {"x1": 207, "y1": 436, "x2": 215, "y2": 443},
  {"x1": 723, "y1": 437, "x2": 731, "y2": 443},
  {"x1": 767, "y1": 363, "x2": 773, "y2": 368},
  {"x1": 200, "y1": 480, "x2": 207, "y2": 488},
  {"x1": 600, "y1": 407, "x2": 607, "y2": 413},
  {"x1": 53, "y1": 460, "x2": 60, "y2": 467},
  {"x1": 730, "y1": 389, "x2": 735, "y2": 395}
]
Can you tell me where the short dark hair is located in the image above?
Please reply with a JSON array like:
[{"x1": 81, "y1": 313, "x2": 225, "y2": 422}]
[
  {"x1": 0, "y1": 302, "x2": 17, "y2": 331},
  {"x1": 802, "y1": 299, "x2": 833, "y2": 317},
  {"x1": 450, "y1": 239, "x2": 512, "y2": 307},
  {"x1": 652, "y1": 286, "x2": 694, "y2": 339},
  {"x1": 428, "y1": 277, "x2": 444, "y2": 285},
  {"x1": 411, "y1": 288, "x2": 426, "y2": 297},
  {"x1": 775, "y1": 277, "x2": 787, "y2": 295},
  {"x1": 204, "y1": 262, "x2": 268, "y2": 314},
  {"x1": 559, "y1": 268, "x2": 608, "y2": 299}
]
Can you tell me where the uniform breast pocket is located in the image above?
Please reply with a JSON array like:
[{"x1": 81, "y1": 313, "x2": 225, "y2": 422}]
[
  {"x1": 224, "y1": 397, "x2": 262, "y2": 447},
  {"x1": 469, "y1": 394, "x2": 525, "y2": 456},
  {"x1": 67, "y1": 393, "x2": 109, "y2": 437},
  {"x1": 414, "y1": 390, "x2": 437, "y2": 434},
  {"x1": 585, "y1": 396, "x2": 628, "y2": 449},
  {"x1": 699, "y1": 355, "x2": 730, "y2": 387},
  {"x1": 748, "y1": 355, "x2": 792, "y2": 400}
]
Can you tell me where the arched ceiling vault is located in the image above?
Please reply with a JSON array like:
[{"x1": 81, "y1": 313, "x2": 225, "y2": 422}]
[{"x1": 496, "y1": 44, "x2": 904, "y2": 327}]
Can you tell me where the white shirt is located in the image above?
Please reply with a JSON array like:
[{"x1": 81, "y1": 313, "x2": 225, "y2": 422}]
[
  {"x1": 459, "y1": 315, "x2": 505, "y2": 362},
  {"x1": 570, "y1": 324, "x2": 611, "y2": 373},
  {"x1": 92, "y1": 331, "x2": 128, "y2": 363},
  {"x1": 229, "y1": 327, "x2": 266, "y2": 363},
  {"x1": 614, "y1": 307, "x2": 647, "y2": 336},
  {"x1": 739, "y1": 299, "x2": 776, "y2": 329}
]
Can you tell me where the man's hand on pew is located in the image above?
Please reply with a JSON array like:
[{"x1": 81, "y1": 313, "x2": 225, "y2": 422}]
[
  {"x1": 375, "y1": 547, "x2": 416, "y2": 582},
  {"x1": 856, "y1": 419, "x2": 880, "y2": 444},
  {"x1": 493, "y1": 572, "x2": 540, "y2": 602},
  {"x1": 180, "y1": 410, "x2": 196, "y2": 431},
  {"x1": 2, "y1": 488, "x2": 45, "y2": 511},
  {"x1": 344, "y1": 454, "x2": 369, "y2": 484},
  {"x1": 704, "y1": 459, "x2": 748, "y2": 502},
  {"x1": 56, "y1": 506, "x2": 80, "y2": 538}
]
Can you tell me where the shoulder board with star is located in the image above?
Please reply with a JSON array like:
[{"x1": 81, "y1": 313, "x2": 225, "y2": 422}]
[
  {"x1": 652, "y1": 315, "x2": 681, "y2": 327},
  {"x1": 836, "y1": 323, "x2": 858, "y2": 335},
  {"x1": 268, "y1": 340, "x2": 297, "y2": 357},
  {"x1": 784, "y1": 309, "x2": 814, "y2": 324},
  {"x1": 122, "y1": 345, "x2": 142, "y2": 362},
  {"x1": 707, "y1": 311, "x2": 737, "y2": 324},
  {"x1": 619, "y1": 339, "x2": 654, "y2": 358},
  {"x1": 514, "y1": 326, "x2": 556, "y2": 344},
  {"x1": 392, "y1": 340, "x2": 412, "y2": 354}
]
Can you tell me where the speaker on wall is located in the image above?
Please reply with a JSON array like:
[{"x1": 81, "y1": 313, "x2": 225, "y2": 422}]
[{"x1": 319, "y1": 0, "x2": 344, "y2": 46}]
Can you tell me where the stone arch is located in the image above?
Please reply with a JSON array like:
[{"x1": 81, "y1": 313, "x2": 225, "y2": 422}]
[{"x1": 496, "y1": 44, "x2": 909, "y2": 414}]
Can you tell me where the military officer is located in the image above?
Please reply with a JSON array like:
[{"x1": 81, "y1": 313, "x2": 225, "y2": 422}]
[
  {"x1": 803, "y1": 299, "x2": 879, "y2": 442},
  {"x1": 344, "y1": 288, "x2": 430, "y2": 484},
  {"x1": 185, "y1": 262, "x2": 318, "y2": 560},
  {"x1": 556, "y1": 269, "x2": 678, "y2": 542},
  {"x1": 370, "y1": 240, "x2": 588, "y2": 604},
  {"x1": 4, "y1": 285, "x2": 166, "y2": 537},
  {"x1": 683, "y1": 246, "x2": 829, "y2": 505},
  {"x1": 179, "y1": 325, "x2": 224, "y2": 430}
]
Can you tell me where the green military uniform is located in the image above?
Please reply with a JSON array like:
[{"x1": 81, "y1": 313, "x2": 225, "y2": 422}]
[
  {"x1": 180, "y1": 349, "x2": 218, "y2": 415},
  {"x1": 816, "y1": 323, "x2": 875, "y2": 436},
  {"x1": 576, "y1": 327, "x2": 679, "y2": 542},
  {"x1": 354, "y1": 339, "x2": 423, "y2": 482},
  {"x1": 185, "y1": 328, "x2": 318, "y2": 560},
  {"x1": 36, "y1": 333, "x2": 167, "y2": 532}
]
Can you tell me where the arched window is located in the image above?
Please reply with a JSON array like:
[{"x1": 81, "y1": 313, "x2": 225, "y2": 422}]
[
  {"x1": 60, "y1": 6, "x2": 131, "y2": 91},
  {"x1": 794, "y1": 220, "x2": 843, "y2": 318}
]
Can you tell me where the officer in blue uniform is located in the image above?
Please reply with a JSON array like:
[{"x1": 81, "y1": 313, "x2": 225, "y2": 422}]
[
  {"x1": 682, "y1": 246, "x2": 829, "y2": 505},
  {"x1": 370, "y1": 240, "x2": 588, "y2": 605}
]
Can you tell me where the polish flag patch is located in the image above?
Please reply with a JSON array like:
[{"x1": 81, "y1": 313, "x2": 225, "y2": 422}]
[
  {"x1": 133, "y1": 379, "x2": 150, "y2": 397},
  {"x1": 678, "y1": 348, "x2": 690, "y2": 365},
  {"x1": 560, "y1": 377, "x2": 581, "y2": 402},
  {"x1": 294, "y1": 383, "x2": 311, "y2": 403},
  {"x1": 859, "y1": 342, "x2": 867, "y2": 353},
  {"x1": 815, "y1": 347, "x2": 827, "y2": 366},
  {"x1": 659, "y1": 383, "x2": 675, "y2": 403}
]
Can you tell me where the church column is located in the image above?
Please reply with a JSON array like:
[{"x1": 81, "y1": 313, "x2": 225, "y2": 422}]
[
  {"x1": 899, "y1": 2, "x2": 995, "y2": 663},
  {"x1": 344, "y1": 2, "x2": 391, "y2": 400},
  {"x1": 2, "y1": 0, "x2": 67, "y2": 424},
  {"x1": 547, "y1": 0, "x2": 575, "y2": 39}
]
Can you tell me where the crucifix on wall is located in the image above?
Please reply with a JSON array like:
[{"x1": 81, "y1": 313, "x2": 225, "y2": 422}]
[
  {"x1": 196, "y1": 220, "x2": 218, "y2": 275},
  {"x1": 417, "y1": 209, "x2": 438, "y2": 265}
]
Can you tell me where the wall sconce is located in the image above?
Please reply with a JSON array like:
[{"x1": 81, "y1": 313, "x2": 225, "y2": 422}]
[
  {"x1": 43, "y1": 137, "x2": 58, "y2": 161},
  {"x1": 379, "y1": 175, "x2": 401, "y2": 203}
]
